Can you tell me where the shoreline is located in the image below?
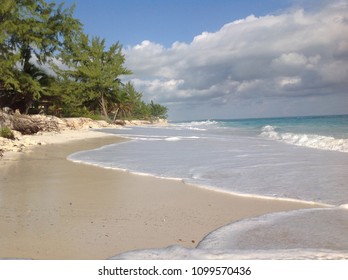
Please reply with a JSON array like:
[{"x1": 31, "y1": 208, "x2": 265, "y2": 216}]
[
  {"x1": 0, "y1": 130, "x2": 325, "y2": 259},
  {"x1": 0, "y1": 113, "x2": 167, "y2": 161},
  {"x1": 70, "y1": 156, "x2": 332, "y2": 209}
]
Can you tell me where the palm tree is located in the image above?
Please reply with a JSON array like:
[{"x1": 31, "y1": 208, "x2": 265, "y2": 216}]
[
  {"x1": 18, "y1": 63, "x2": 56, "y2": 113},
  {"x1": 112, "y1": 82, "x2": 143, "y2": 121}
]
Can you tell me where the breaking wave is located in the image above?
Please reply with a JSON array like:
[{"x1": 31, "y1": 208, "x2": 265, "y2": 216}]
[{"x1": 260, "y1": 125, "x2": 348, "y2": 153}]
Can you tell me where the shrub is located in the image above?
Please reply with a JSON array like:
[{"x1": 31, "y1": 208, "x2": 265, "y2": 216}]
[{"x1": 0, "y1": 126, "x2": 15, "y2": 140}]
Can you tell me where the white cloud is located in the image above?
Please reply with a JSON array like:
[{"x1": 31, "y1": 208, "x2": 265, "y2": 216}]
[
  {"x1": 273, "y1": 53, "x2": 308, "y2": 67},
  {"x1": 124, "y1": 1, "x2": 348, "y2": 120},
  {"x1": 279, "y1": 76, "x2": 302, "y2": 88}
]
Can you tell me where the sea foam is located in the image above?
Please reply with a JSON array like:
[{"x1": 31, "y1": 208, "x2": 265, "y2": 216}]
[
  {"x1": 111, "y1": 208, "x2": 348, "y2": 260},
  {"x1": 260, "y1": 125, "x2": 348, "y2": 153},
  {"x1": 111, "y1": 246, "x2": 348, "y2": 260},
  {"x1": 70, "y1": 116, "x2": 348, "y2": 260}
]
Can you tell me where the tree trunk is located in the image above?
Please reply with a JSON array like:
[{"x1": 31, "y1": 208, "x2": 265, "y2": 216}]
[
  {"x1": 100, "y1": 92, "x2": 109, "y2": 120},
  {"x1": 24, "y1": 94, "x2": 32, "y2": 114},
  {"x1": 112, "y1": 107, "x2": 119, "y2": 122}
]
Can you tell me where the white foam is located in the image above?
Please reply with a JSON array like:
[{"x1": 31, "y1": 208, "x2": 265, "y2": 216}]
[
  {"x1": 198, "y1": 208, "x2": 348, "y2": 251},
  {"x1": 173, "y1": 120, "x2": 219, "y2": 131},
  {"x1": 69, "y1": 125, "x2": 348, "y2": 206},
  {"x1": 110, "y1": 246, "x2": 348, "y2": 260},
  {"x1": 164, "y1": 136, "x2": 201, "y2": 141},
  {"x1": 187, "y1": 127, "x2": 207, "y2": 131},
  {"x1": 186, "y1": 120, "x2": 219, "y2": 126},
  {"x1": 165, "y1": 137, "x2": 181, "y2": 141},
  {"x1": 110, "y1": 208, "x2": 348, "y2": 260},
  {"x1": 260, "y1": 125, "x2": 348, "y2": 153}
]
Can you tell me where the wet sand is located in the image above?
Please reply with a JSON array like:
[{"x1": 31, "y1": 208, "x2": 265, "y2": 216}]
[{"x1": 0, "y1": 133, "x2": 322, "y2": 259}]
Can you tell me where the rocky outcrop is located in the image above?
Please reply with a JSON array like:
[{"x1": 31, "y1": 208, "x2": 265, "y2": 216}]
[
  {"x1": 0, "y1": 110, "x2": 120, "y2": 134},
  {"x1": 0, "y1": 110, "x2": 168, "y2": 157},
  {"x1": 0, "y1": 130, "x2": 40, "y2": 153},
  {"x1": 0, "y1": 110, "x2": 119, "y2": 155},
  {"x1": 64, "y1": 117, "x2": 115, "y2": 130}
]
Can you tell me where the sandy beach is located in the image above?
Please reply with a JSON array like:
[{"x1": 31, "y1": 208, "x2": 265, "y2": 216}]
[{"x1": 0, "y1": 130, "x2": 324, "y2": 260}]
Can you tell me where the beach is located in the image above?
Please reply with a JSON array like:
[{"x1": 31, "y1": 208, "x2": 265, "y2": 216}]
[{"x1": 0, "y1": 129, "x2": 323, "y2": 260}]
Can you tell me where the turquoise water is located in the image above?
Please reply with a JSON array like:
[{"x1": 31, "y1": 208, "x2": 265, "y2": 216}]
[
  {"x1": 69, "y1": 114, "x2": 348, "y2": 204},
  {"x1": 68, "y1": 114, "x2": 348, "y2": 259},
  {"x1": 218, "y1": 115, "x2": 348, "y2": 138}
]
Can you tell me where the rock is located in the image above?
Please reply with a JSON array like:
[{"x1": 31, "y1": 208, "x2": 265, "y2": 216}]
[
  {"x1": 113, "y1": 120, "x2": 126, "y2": 126},
  {"x1": 95, "y1": 120, "x2": 112, "y2": 127},
  {"x1": 64, "y1": 118, "x2": 95, "y2": 130},
  {"x1": 0, "y1": 110, "x2": 14, "y2": 128}
]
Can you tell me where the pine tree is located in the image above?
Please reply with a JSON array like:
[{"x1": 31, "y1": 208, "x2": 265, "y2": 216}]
[
  {"x1": 57, "y1": 34, "x2": 132, "y2": 120},
  {"x1": 0, "y1": 0, "x2": 81, "y2": 113},
  {"x1": 0, "y1": 0, "x2": 20, "y2": 92}
]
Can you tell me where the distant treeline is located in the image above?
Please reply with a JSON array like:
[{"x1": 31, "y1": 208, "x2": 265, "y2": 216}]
[{"x1": 0, "y1": 0, "x2": 167, "y2": 121}]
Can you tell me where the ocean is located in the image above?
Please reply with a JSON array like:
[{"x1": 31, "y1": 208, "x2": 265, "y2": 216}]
[{"x1": 68, "y1": 115, "x2": 348, "y2": 259}]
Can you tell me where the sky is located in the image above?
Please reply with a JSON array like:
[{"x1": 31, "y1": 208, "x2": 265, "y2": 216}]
[{"x1": 57, "y1": 0, "x2": 348, "y2": 121}]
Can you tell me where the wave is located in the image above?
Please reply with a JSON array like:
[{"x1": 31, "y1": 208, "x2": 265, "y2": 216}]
[
  {"x1": 165, "y1": 136, "x2": 201, "y2": 141},
  {"x1": 183, "y1": 120, "x2": 219, "y2": 126},
  {"x1": 260, "y1": 125, "x2": 348, "y2": 153},
  {"x1": 173, "y1": 120, "x2": 220, "y2": 131},
  {"x1": 111, "y1": 208, "x2": 348, "y2": 260},
  {"x1": 111, "y1": 246, "x2": 348, "y2": 260},
  {"x1": 132, "y1": 136, "x2": 201, "y2": 141},
  {"x1": 198, "y1": 208, "x2": 348, "y2": 251}
]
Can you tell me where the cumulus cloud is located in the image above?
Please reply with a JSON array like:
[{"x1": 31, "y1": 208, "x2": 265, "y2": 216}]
[{"x1": 124, "y1": 1, "x2": 348, "y2": 120}]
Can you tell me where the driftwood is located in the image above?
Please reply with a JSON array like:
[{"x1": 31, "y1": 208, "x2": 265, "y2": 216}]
[
  {"x1": 11, "y1": 115, "x2": 41, "y2": 135},
  {"x1": 1, "y1": 111, "x2": 40, "y2": 134},
  {"x1": 0, "y1": 108, "x2": 72, "y2": 134},
  {"x1": 0, "y1": 111, "x2": 42, "y2": 134}
]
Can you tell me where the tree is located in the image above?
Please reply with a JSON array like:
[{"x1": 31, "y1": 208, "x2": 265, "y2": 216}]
[
  {"x1": 149, "y1": 100, "x2": 168, "y2": 119},
  {"x1": 112, "y1": 82, "x2": 143, "y2": 121},
  {"x1": 0, "y1": 0, "x2": 169, "y2": 120},
  {"x1": 57, "y1": 34, "x2": 132, "y2": 120},
  {"x1": 0, "y1": 0, "x2": 81, "y2": 112},
  {"x1": 0, "y1": 0, "x2": 20, "y2": 92}
]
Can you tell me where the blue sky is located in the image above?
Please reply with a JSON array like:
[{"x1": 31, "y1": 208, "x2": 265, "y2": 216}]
[
  {"x1": 57, "y1": 0, "x2": 348, "y2": 121},
  {"x1": 60, "y1": 0, "x2": 292, "y2": 48}
]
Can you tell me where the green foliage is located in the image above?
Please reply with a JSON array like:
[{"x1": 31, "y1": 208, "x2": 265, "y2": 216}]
[
  {"x1": 0, "y1": 126, "x2": 15, "y2": 140},
  {"x1": 57, "y1": 34, "x2": 132, "y2": 120},
  {"x1": 111, "y1": 82, "x2": 142, "y2": 120},
  {"x1": 0, "y1": 0, "x2": 82, "y2": 113},
  {"x1": 60, "y1": 105, "x2": 103, "y2": 120},
  {"x1": 0, "y1": 0, "x2": 168, "y2": 121},
  {"x1": 0, "y1": 0, "x2": 20, "y2": 90},
  {"x1": 148, "y1": 100, "x2": 168, "y2": 119},
  {"x1": 128, "y1": 100, "x2": 168, "y2": 121},
  {"x1": 132, "y1": 101, "x2": 151, "y2": 120}
]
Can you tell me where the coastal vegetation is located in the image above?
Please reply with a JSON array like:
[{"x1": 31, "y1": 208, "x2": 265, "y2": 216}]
[
  {"x1": 0, "y1": 0, "x2": 167, "y2": 121},
  {"x1": 0, "y1": 126, "x2": 14, "y2": 139}
]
